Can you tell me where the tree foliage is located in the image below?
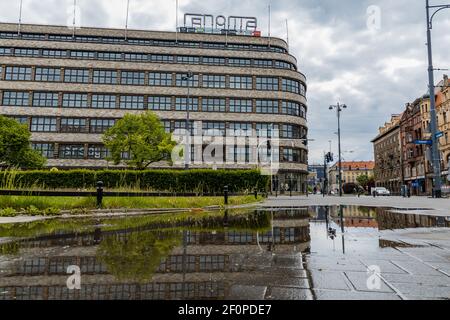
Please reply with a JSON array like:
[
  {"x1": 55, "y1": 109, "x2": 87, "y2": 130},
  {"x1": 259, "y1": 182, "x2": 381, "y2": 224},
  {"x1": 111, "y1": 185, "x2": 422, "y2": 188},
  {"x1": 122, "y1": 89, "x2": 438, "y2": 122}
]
[
  {"x1": 0, "y1": 116, "x2": 46, "y2": 169},
  {"x1": 356, "y1": 175, "x2": 375, "y2": 188},
  {"x1": 102, "y1": 112, "x2": 176, "y2": 170}
]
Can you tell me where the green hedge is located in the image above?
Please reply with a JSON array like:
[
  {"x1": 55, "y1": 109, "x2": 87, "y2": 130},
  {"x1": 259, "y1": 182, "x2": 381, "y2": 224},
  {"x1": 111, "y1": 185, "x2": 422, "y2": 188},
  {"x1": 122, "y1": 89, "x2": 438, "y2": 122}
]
[{"x1": 1, "y1": 169, "x2": 269, "y2": 193}]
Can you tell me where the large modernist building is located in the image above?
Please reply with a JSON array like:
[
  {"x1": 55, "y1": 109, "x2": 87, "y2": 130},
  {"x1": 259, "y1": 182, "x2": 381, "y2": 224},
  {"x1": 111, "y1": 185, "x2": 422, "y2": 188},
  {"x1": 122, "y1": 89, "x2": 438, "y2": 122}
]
[{"x1": 0, "y1": 22, "x2": 308, "y2": 191}]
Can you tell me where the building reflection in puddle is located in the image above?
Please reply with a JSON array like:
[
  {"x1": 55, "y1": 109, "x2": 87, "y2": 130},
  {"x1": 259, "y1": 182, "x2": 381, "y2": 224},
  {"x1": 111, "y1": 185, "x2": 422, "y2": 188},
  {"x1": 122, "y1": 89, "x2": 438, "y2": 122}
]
[{"x1": 0, "y1": 209, "x2": 311, "y2": 300}]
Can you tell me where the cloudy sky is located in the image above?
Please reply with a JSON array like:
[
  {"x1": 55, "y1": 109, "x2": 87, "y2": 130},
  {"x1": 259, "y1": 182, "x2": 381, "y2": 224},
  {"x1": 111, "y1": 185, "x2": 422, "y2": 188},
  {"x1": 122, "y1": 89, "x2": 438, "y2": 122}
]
[{"x1": 0, "y1": 0, "x2": 449, "y2": 164}]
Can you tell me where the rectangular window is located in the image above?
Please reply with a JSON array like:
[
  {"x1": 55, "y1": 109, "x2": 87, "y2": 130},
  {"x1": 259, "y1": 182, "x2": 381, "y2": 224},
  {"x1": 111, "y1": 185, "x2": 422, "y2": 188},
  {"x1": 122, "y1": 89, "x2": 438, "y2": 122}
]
[
  {"x1": 35, "y1": 67, "x2": 61, "y2": 82},
  {"x1": 282, "y1": 78, "x2": 301, "y2": 94},
  {"x1": 5, "y1": 66, "x2": 32, "y2": 81},
  {"x1": 202, "y1": 57, "x2": 226, "y2": 65},
  {"x1": 98, "y1": 52, "x2": 122, "y2": 61},
  {"x1": 256, "y1": 123, "x2": 279, "y2": 138},
  {"x1": 177, "y1": 56, "x2": 200, "y2": 64},
  {"x1": 229, "y1": 76, "x2": 252, "y2": 90},
  {"x1": 254, "y1": 59, "x2": 273, "y2": 67},
  {"x1": 93, "y1": 70, "x2": 117, "y2": 84},
  {"x1": 32, "y1": 143, "x2": 55, "y2": 158},
  {"x1": 2, "y1": 91, "x2": 29, "y2": 106},
  {"x1": 256, "y1": 77, "x2": 279, "y2": 91},
  {"x1": 176, "y1": 74, "x2": 199, "y2": 87},
  {"x1": 228, "y1": 58, "x2": 251, "y2": 66},
  {"x1": 229, "y1": 123, "x2": 252, "y2": 137},
  {"x1": 202, "y1": 98, "x2": 226, "y2": 112},
  {"x1": 150, "y1": 55, "x2": 174, "y2": 63},
  {"x1": 30, "y1": 117, "x2": 57, "y2": 132},
  {"x1": 202, "y1": 75, "x2": 226, "y2": 89},
  {"x1": 282, "y1": 101, "x2": 301, "y2": 117},
  {"x1": 121, "y1": 71, "x2": 145, "y2": 85},
  {"x1": 228, "y1": 145, "x2": 250, "y2": 163},
  {"x1": 0, "y1": 47, "x2": 12, "y2": 55},
  {"x1": 256, "y1": 100, "x2": 279, "y2": 114},
  {"x1": 92, "y1": 94, "x2": 116, "y2": 109},
  {"x1": 14, "y1": 48, "x2": 39, "y2": 57},
  {"x1": 62, "y1": 93, "x2": 88, "y2": 108},
  {"x1": 203, "y1": 122, "x2": 225, "y2": 137},
  {"x1": 148, "y1": 96, "x2": 172, "y2": 111},
  {"x1": 119, "y1": 95, "x2": 145, "y2": 110},
  {"x1": 162, "y1": 120, "x2": 171, "y2": 133},
  {"x1": 149, "y1": 73, "x2": 172, "y2": 86},
  {"x1": 281, "y1": 124, "x2": 303, "y2": 139},
  {"x1": 124, "y1": 53, "x2": 148, "y2": 62},
  {"x1": 10, "y1": 116, "x2": 28, "y2": 125},
  {"x1": 70, "y1": 51, "x2": 95, "y2": 59},
  {"x1": 283, "y1": 148, "x2": 302, "y2": 163},
  {"x1": 174, "y1": 121, "x2": 194, "y2": 136},
  {"x1": 60, "y1": 118, "x2": 87, "y2": 133},
  {"x1": 32, "y1": 92, "x2": 59, "y2": 107},
  {"x1": 175, "y1": 97, "x2": 198, "y2": 111},
  {"x1": 275, "y1": 60, "x2": 293, "y2": 70},
  {"x1": 90, "y1": 119, "x2": 116, "y2": 134},
  {"x1": 42, "y1": 49, "x2": 67, "y2": 58},
  {"x1": 64, "y1": 69, "x2": 89, "y2": 83},
  {"x1": 229, "y1": 99, "x2": 252, "y2": 113},
  {"x1": 59, "y1": 144, "x2": 85, "y2": 159},
  {"x1": 88, "y1": 145, "x2": 110, "y2": 160}
]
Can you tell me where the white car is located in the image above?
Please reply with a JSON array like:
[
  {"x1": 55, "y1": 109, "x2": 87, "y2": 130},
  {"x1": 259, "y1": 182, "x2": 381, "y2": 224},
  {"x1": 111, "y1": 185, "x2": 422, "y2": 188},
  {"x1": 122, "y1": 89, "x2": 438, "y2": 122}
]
[{"x1": 372, "y1": 187, "x2": 391, "y2": 196}]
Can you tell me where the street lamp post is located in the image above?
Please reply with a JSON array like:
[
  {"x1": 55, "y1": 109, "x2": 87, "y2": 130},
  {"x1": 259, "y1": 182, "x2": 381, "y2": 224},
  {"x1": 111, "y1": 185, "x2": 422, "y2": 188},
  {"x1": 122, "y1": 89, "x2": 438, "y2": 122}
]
[
  {"x1": 182, "y1": 72, "x2": 194, "y2": 170},
  {"x1": 329, "y1": 103, "x2": 347, "y2": 197},
  {"x1": 426, "y1": 1, "x2": 450, "y2": 198}
]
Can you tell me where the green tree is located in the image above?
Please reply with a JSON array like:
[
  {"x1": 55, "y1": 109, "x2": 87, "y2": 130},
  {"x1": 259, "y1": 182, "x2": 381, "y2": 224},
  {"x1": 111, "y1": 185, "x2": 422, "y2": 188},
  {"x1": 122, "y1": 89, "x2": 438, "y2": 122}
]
[
  {"x1": 357, "y1": 174, "x2": 375, "y2": 189},
  {"x1": 0, "y1": 116, "x2": 46, "y2": 169},
  {"x1": 103, "y1": 112, "x2": 176, "y2": 170}
]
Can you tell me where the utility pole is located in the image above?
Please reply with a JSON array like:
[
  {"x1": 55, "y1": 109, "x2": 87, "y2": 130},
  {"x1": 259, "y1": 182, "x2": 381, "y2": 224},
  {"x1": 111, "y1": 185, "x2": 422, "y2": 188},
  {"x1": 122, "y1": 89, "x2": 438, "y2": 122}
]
[
  {"x1": 425, "y1": 0, "x2": 450, "y2": 198},
  {"x1": 330, "y1": 103, "x2": 347, "y2": 197}
]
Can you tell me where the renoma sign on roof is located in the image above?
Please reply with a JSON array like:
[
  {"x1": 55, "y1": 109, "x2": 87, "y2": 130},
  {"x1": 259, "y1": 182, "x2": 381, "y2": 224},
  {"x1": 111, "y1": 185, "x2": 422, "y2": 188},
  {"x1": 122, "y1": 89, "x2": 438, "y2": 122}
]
[{"x1": 180, "y1": 13, "x2": 261, "y2": 37}]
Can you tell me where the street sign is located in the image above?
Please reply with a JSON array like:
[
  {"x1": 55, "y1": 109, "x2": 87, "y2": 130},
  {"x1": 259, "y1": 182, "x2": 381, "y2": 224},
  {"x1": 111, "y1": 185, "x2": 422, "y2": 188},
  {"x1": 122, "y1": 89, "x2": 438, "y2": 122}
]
[
  {"x1": 435, "y1": 131, "x2": 444, "y2": 139},
  {"x1": 414, "y1": 140, "x2": 433, "y2": 145}
]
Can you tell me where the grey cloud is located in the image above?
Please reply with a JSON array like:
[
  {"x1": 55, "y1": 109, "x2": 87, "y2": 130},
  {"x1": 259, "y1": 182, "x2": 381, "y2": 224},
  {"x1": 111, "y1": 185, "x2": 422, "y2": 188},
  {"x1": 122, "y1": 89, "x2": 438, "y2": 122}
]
[{"x1": 0, "y1": 0, "x2": 448, "y2": 164}]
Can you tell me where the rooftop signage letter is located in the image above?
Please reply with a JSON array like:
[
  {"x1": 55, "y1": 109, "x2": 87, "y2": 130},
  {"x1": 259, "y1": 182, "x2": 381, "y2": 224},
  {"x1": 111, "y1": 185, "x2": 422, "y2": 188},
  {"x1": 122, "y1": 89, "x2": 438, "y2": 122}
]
[{"x1": 181, "y1": 13, "x2": 259, "y2": 36}]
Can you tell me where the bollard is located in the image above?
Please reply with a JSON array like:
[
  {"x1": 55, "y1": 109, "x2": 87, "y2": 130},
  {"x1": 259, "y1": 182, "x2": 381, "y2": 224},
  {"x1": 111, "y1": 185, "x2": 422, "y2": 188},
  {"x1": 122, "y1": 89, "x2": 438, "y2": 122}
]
[
  {"x1": 224, "y1": 185, "x2": 229, "y2": 205},
  {"x1": 97, "y1": 181, "x2": 104, "y2": 208}
]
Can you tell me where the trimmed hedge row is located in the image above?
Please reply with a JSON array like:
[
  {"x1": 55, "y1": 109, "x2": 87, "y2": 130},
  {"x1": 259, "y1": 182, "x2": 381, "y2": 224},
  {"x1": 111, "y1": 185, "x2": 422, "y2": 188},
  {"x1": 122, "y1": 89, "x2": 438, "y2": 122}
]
[{"x1": 2, "y1": 169, "x2": 270, "y2": 193}]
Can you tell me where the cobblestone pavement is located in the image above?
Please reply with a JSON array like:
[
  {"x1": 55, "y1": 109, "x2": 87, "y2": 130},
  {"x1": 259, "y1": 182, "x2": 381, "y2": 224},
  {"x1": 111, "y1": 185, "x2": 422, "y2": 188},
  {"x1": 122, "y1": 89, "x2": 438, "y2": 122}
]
[
  {"x1": 305, "y1": 224, "x2": 450, "y2": 300},
  {"x1": 263, "y1": 195, "x2": 450, "y2": 217}
]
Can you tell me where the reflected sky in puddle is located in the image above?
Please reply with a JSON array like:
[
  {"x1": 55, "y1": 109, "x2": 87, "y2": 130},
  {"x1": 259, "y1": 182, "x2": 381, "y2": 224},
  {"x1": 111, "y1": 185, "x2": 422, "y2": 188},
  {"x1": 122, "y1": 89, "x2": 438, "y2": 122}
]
[{"x1": 0, "y1": 206, "x2": 447, "y2": 300}]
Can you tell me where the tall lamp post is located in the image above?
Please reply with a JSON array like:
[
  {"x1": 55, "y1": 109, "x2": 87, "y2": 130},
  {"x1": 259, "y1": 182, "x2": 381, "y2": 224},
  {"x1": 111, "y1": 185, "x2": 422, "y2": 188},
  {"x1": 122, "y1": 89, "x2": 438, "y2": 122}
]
[
  {"x1": 426, "y1": 1, "x2": 450, "y2": 198},
  {"x1": 329, "y1": 103, "x2": 347, "y2": 197},
  {"x1": 182, "y1": 72, "x2": 194, "y2": 170}
]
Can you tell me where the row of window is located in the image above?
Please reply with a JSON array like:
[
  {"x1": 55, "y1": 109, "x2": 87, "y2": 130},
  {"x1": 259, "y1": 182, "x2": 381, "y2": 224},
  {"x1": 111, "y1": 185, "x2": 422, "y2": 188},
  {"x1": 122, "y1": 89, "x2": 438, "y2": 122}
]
[
  {"x1": 0, "y1": 65, "x2": 306, "y2": 95},
  {"x1": 2, "y1": 91, "x2": 307, "y2": 117},
  {"x1": 0, "y1": 31, "x2": 288, "y2": 54},
  {"x1": 11, "y1": 115, "x2": 307, "y2": 139},
  {"x1": 0, "y1": 46, "x2": 296, "y2": 71},
  {"x1": 30, "y1": 142, "x2": 307, "y2": 164}
]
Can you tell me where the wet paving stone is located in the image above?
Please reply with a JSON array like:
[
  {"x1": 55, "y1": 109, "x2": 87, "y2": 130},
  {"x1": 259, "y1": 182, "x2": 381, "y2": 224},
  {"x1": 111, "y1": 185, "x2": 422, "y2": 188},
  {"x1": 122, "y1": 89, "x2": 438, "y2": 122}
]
[
  {"x1": 392, "y1": 283, "x2": 450, "y2": 299},
  {"x1": 308, "y1": 271, "x2": 351, "y2": 291},
  {"x1": 358, "y1": 259, "x2": 410, "y2": 274},
  {"x1": 266, "y1": 287, "x2": 314, "y2": 300},
  {"x1": 390, "y1": 260, "x2": 447, "y2": 277},
  {"x1": 344, "y1": 271, "x2": 394, "y2": 293},
  {"x1": 382, "y1": 273, "x2": 450, "y2": 287},
  {"x1": 313, "y1": 289, "x2": 402, "y2": 300},
  {"x1": 227, "y1": 285, "x2": 267, "y2": 300}
]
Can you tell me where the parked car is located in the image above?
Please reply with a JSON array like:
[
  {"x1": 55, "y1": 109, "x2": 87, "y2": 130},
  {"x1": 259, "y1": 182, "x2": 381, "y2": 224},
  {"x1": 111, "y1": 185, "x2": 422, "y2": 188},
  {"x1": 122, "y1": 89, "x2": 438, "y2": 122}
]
[{"x1": 372, "y1": 187, "x2": 391, "y2": 196}]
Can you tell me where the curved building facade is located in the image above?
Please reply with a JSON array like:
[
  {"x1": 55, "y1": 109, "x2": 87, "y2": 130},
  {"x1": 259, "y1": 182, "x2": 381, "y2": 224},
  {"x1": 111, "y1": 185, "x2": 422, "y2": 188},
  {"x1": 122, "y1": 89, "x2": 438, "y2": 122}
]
[{"x1": 0, "y1": 23, "x2": 308, "y2": 192}]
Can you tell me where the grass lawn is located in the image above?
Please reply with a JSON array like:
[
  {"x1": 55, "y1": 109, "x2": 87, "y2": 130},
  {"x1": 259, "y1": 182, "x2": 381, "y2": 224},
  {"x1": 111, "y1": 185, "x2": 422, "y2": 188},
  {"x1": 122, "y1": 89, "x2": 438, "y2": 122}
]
[{"x1": 0, "y1": 195, "x2": 263, "y2": 217}]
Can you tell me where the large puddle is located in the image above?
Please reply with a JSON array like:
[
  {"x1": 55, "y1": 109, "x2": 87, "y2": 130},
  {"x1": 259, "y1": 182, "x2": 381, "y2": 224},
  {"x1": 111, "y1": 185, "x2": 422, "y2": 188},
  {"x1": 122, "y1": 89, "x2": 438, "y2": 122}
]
[{"x1": 0, "y1": 206, "x2": 448, "y2": 300}]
